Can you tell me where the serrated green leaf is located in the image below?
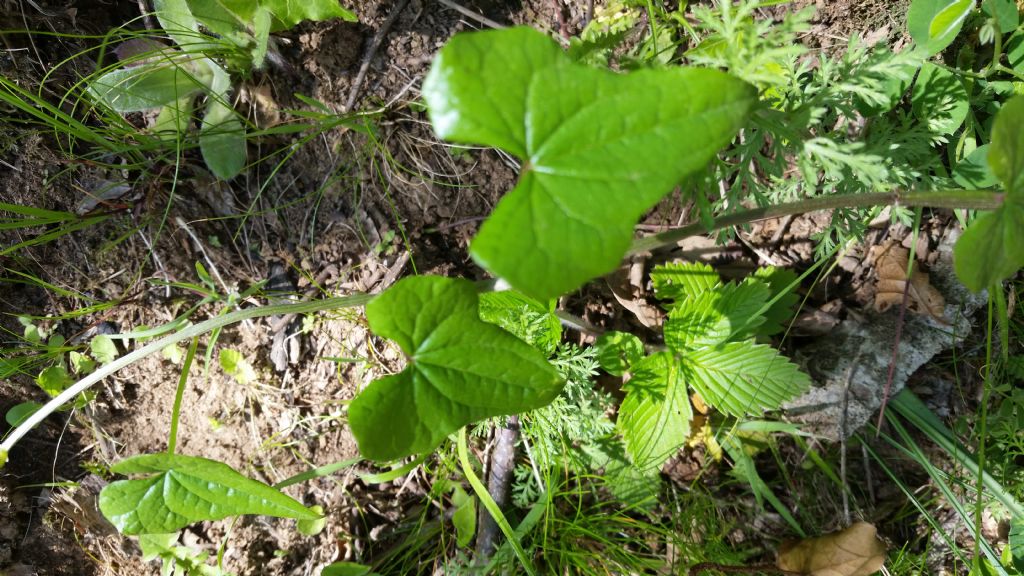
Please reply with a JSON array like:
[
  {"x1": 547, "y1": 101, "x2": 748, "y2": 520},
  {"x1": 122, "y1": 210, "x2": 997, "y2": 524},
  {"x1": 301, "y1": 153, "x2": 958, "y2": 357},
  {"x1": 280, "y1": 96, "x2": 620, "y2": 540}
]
[
  {"x1": 91, "y1": 334, "x2": 119, "y2": 364},
  {"x1": 259, "y1": 0, "x2": 357, "y2": 30},
  {"x1": 594, "y1": 331, "x2": 644, "y2": 377},
  {"x1": 911, "y1": 62, "x2": 969, "y2": 135},
  {"x1": 989, "y1": 96, "x2": 1024, "y2": 197},
  {"x1": 138, "y1": 532, "x2": 180, "y2": 561},
  {"x1": 663, "y1": 281, "x2": 769, "y2": 352},
  {"x1": 751, "y1": 267, "x2": 801, "y2": 337},
  {"x1": 908, "y1": 0, "x2": 974, "y2": 56},
  {"x1": 681, "y1": 341, "x2": 811, "y2": 417},
  {"x1": 954, "y1": 205, "x2": 1024, "y2": 291},
  {"x1": 423, "y1": 27, "x2": 755, "y2": 300},
  {"x1": 953, "y1": 145, "x2": 999, "y2": 189},
  {"x1": 5, "y1": 402, "x2": 42, "y2": 427},
  {"x1": 617, "y1": 352, "x2": 692, "y2": 471},
  {"x1": 349, "y1": 276, "x2": 564, "y2": 461},
  {"x1": 650, "y1": 262, "x2": 720, "y2": 305},
  {"x1": 99, "y1": 453, "x2": 320, "y2": 535},
  {"x1": 88, "y1": 60, "x2": 208, "y2": 112}
]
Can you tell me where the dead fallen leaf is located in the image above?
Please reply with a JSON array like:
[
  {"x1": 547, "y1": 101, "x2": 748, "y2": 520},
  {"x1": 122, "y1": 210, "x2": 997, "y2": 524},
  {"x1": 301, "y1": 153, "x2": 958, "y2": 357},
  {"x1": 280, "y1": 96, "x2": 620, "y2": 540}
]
[
  {"x1": 870, "y1": 241, "x2": 946, "y2": 322},
  {"x1": 777, "y1": 521, "x2": 887, "y2": 576}
]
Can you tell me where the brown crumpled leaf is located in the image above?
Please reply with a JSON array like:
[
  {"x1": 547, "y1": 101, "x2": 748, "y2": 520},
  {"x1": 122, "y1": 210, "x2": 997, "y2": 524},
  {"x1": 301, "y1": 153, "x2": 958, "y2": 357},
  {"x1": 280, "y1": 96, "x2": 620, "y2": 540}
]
[
  {"x1": 777, "y1": 521, "x2": 887, "y2": 576},
  {"x1": 870, "y1": 240, "x2": 946, "y2": 322}
]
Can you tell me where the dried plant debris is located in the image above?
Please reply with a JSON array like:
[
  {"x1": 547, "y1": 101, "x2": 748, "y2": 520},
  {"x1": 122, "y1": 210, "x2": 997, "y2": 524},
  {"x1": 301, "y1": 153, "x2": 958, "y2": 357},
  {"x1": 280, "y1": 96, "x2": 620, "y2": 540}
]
[
  {"x1": 776, "y1": 522, "x2": 887, "y2": 576},
  {"x1": 784, "y1": 228, "x2": 986, "y2": 440},
  {"x1": 870, "y1": 240, "x2": 946, "y2": 322}
]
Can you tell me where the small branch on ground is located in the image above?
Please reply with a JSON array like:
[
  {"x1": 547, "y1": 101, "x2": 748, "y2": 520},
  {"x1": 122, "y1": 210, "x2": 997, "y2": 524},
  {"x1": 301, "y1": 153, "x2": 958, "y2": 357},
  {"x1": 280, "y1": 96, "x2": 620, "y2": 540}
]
[
  {"x1": 435, "y1": 0, "x2": 506, "y2": 29},
  {"x1": 475, "y1": 415, "x2": 519, "y2": 562},
  {"x1": 345, "y1": 0, "x2": 412, "y2": 112},
  {"x1": 875, "y1": 278, "x2": 912, "y2": 433}
]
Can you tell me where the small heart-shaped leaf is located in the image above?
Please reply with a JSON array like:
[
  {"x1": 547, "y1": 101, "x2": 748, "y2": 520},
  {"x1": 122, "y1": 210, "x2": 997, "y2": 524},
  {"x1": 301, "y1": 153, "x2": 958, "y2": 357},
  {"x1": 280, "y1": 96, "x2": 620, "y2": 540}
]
[
  {"x1": 99, "y1": 453, "x2": 320, "y2": 535},
  {"x1": 349, "y1": 276, "x2": 564, "y2": 461},
  {"x1": 423, "y1": 27, "x2": 755, "y2": 300}
]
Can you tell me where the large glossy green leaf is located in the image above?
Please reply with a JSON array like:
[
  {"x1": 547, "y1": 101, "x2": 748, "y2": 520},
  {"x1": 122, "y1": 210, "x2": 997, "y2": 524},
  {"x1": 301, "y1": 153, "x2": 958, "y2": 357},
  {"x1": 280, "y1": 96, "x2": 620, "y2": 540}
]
[
  {"x1": 954, "y1": 205, "x2": 1024, "y2": 292},
  {"x1": 98, "y1": 453, "x2": 320, "y2": 535},
  {"x1": 187, "y1": 0, "x2": 355, "y2": 34},
  {"x1": 617, "y1": 352, "x2": 692, "y2": 471},
  {"x1": 422, "y1": 27, "x2": 756, "y2": 300},
  {"x1": 908, "y1": 0, "x2": 974, "y2": 56},
  {"x1": 681, "y1": 341, "x2": 811, "y2": 417},
  {"x1": 349, "y1": 276, "x2": 564, "y2": 461},
  {"x1": 88, "y1": 59, "x2": 208, "y2": 112}
]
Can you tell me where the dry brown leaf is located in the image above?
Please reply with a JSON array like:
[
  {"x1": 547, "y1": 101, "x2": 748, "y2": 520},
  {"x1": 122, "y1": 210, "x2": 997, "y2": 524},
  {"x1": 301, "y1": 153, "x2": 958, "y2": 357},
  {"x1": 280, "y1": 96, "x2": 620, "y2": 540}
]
[
  {"x1": 777, "y1": 521, "x2": 887, "y2": 576},
  {"x1": 870, "y1": 241, "x2": 946, "y2": 322}
]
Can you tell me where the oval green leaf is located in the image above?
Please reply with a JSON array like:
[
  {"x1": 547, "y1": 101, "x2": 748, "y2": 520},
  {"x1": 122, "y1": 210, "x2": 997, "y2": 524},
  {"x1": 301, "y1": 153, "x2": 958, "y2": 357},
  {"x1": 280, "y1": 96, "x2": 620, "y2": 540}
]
[
  {"x1": 953, "y1": 145, "x2": 999, "y2": 189},
  {"x1": 988, "y1": 95, "x2": 1024, "y2": 197},
  {"x1": 98, "y1": 453, "x2": 320, "y2": 535},
  {"x1": 422, "y1": 27, "x2": 756, "y2": 300},
  {"x1": 954, "y1": 205, "x2": 1024, "y2": 292},
  {"x1": 911, "y1": 62, "x2": 969, "y2": 135},
  {"x1": 88, "y1": 59, "x2": 207, "y2": 112},
  {"x1": 908, "y1": 0, "x2": 974, "y2": 56},
  {"x1": 349, "y1": 276, "x2": 564, "y2": 461}
]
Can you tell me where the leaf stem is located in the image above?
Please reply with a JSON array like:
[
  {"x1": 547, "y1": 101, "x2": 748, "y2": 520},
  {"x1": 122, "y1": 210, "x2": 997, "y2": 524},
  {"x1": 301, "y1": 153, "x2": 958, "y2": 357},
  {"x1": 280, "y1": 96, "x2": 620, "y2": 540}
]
[
  {"x1": 627, "y1": 189, "x2": 1002, "y2": 255},
  {"x1": 167, "y1": 336, "x2": 199, "y2": 454}
]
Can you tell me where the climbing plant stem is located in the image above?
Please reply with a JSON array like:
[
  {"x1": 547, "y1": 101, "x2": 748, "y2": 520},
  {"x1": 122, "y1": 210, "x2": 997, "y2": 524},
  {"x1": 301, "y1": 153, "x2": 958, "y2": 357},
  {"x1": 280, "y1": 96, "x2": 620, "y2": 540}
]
[
  {"x1": 627, "y1": 189, "x2": 1002, "y2": 255},
  {"x1": 0, "y1": 293, "x2": 375, "y2": 465}
]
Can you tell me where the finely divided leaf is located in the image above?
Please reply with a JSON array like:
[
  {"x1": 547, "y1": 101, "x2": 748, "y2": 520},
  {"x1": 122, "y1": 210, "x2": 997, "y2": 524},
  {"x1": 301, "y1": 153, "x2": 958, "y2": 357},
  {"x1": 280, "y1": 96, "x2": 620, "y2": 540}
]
[
  {"x1": 99, "y1": 453, "x2": 320, "y2": 535},
  {"x1": 650, "y1": 262, "x2": 720, "y2": 305},
  {"x1": 423, "y1": 28, "x2": 756, "y2": 300},
  {"x1": 682, "y1": 341, "x2": 811, "y2": 417},
  {"x1": 617, "y1": 352, "x2": 692, "y2": 471},
  {"x1": 350, "y1": 276, "x2": 564, "y2": 461},
  {"x1": 663, "y1": 281, "x2": 769, "y2": 352}
]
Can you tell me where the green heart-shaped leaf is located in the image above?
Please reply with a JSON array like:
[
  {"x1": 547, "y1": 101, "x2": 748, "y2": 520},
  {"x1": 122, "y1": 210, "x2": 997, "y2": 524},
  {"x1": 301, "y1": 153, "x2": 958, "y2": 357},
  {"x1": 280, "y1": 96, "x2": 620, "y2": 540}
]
[
  {"x1": 423, "y1": 27, "x2": 756, "y2": 300},
  {"x1": 98, "y1": 453, "x2": 320, "y2": 535},
  {"x1": 349, "y1": 276, "x2": 564, "y2": 461}
]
